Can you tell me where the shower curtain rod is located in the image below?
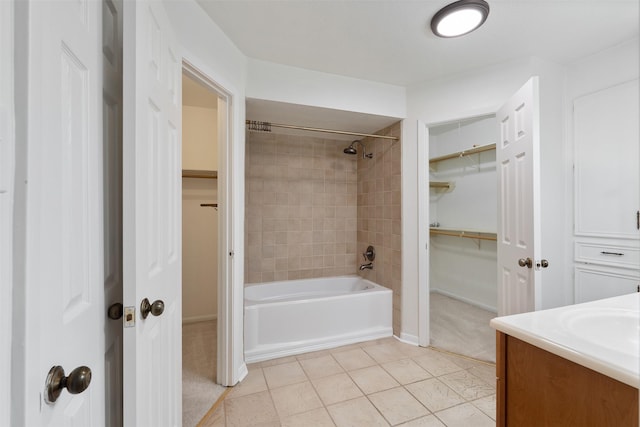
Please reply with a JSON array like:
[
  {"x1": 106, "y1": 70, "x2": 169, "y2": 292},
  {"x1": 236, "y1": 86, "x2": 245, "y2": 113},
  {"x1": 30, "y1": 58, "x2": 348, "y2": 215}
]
[{"x1": 245, "y1": 120, "x2": 399, "y2": 141}]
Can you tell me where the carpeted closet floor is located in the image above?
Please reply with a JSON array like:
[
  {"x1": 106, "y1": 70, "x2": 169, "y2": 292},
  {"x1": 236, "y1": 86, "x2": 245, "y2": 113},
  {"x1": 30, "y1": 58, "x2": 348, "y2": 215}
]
[
  {"x1": 183, "y1": 320, "x2": 227, "y2": 427},
  {"x1": 430, "y1": 293, "x2": 496, "y2": 363}
]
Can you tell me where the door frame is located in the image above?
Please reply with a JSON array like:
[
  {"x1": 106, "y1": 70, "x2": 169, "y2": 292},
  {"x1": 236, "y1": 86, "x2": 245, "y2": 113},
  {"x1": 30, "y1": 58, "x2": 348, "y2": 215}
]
[
  {"x1": 181, "y1": 59, "x2": 239, "y2": 386},
  {"x1": 1, "y1": 2, "x2": 14, "y2": 425},
  {"x1": 417, "y1": 108, "x2": 498, "y2": 347}
]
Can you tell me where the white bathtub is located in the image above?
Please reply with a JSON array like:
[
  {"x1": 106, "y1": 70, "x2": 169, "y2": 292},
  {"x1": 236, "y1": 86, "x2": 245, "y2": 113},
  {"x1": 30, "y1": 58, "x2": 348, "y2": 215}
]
[{"x1": 244, "y1": 275, "x2": 392, "y2": 362}]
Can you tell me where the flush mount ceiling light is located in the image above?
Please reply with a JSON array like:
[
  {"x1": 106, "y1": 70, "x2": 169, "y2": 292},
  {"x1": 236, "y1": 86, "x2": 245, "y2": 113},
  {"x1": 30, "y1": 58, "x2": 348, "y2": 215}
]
[{"x1": 431, "y1": 0, "x2": 490, "y2": 38}]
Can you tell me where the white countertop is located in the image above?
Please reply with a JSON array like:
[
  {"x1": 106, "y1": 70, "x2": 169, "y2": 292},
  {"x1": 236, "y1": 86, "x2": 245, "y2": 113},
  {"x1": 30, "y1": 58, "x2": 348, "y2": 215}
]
[{"x1": 490, "y1": 293, "x2": 640, "y2": 389}]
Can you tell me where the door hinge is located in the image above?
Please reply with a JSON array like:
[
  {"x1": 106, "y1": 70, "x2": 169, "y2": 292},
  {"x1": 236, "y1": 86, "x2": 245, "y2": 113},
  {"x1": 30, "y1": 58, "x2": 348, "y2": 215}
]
[
  {"x1": 636, "y1": 284, "x2": 639, "y2": 293},
  {"x1": 124, "y1": 306, "x2": 136, "y2": 327},
  {"x1": 636, "y1": 210, "x2": 639, "y2": 230}
]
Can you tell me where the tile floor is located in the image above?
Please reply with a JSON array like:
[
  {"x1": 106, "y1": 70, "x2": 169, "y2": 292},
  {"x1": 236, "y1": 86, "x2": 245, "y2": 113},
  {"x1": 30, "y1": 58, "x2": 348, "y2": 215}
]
[{"x1": 199, "y1": 337, "x2": 496, "y2": 426}]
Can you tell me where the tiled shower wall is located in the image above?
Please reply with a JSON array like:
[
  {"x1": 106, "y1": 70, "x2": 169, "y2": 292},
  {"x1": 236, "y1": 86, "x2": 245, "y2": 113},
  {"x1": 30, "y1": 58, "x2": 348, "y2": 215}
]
[
  {"x1": 244, "y1": 132, "x2": 358, "y2": 283},
  {"x1": 244, "y1": 122, "x2": 402, "y2": 335},
  {"x1": 356, "y1": 122, "x2": 402, "y2": 335}
]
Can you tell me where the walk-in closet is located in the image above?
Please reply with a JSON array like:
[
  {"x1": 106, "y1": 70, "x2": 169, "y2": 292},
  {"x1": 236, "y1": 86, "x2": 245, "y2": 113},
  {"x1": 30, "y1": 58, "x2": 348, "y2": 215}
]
[
  {"x1": 428, "y1": 115, "x2": 498, "y2": 362},
  {"x1": 181, "y1": 72, "x2": 225, "y2": 426}
]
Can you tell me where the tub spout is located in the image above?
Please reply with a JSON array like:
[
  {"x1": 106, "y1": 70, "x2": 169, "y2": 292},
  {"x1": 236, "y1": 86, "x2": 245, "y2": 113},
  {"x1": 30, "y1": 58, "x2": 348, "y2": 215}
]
[{"x1": 359, "y1": 262, "x2": 373, "y2": 271}]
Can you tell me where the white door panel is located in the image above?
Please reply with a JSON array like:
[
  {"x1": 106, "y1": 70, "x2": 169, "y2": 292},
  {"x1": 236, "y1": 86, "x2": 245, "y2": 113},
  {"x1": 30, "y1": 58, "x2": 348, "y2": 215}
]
[
  {"x1": 123, "y1": 0, "x2": 182, "y2": 424},
  {"x1": 26, "y1": 0, "x2": 104, "y2": 425},
  {"x1": 497, "y1": 77, "x2": 541, "y2": 316}
]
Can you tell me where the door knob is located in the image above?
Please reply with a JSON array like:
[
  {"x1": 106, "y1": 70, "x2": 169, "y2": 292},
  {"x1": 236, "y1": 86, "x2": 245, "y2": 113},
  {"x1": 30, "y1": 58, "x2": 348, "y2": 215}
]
[
  {"x1": 107, "y1": 302, "x2": 123, "y2": 320},
  {"x1": 518, "y1": 257, "x2": 533, "y2": 268},
  {"x1": 539, "y1": 259, "x2": 549, "y2": 268},
  {"x1": 44, "y1": 365, "x2": 92, "y2": 404},
  {"x1": 140, "y1": 298, "x2": 164, "y2": 319}
]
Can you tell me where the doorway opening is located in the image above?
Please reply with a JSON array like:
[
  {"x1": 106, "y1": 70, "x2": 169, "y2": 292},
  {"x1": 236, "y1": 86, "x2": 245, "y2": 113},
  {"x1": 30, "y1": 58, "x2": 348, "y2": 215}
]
[
  {"x1": 181, "y1": 68, "x2": 227, "y2": 426},
  {"x1": 426, "y1": 114, "x2": 497, "y2": 363}
]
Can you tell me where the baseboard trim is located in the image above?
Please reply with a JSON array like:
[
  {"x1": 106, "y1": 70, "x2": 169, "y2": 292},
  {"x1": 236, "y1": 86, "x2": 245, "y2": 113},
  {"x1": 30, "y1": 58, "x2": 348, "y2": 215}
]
[{"x1": 396, "y1": 333, "x2": 420, "y2": 346}]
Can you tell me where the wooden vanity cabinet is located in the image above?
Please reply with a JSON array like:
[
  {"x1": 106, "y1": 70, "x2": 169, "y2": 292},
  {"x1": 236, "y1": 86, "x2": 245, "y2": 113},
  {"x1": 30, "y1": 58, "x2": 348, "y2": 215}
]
[{"x1": 496, "y1": 332, "x2": 638, "y2": 427}]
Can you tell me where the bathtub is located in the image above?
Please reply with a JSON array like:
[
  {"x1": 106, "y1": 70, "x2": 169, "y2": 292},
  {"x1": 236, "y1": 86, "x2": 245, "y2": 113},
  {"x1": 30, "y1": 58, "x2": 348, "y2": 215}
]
[{"x1": 244, "y1": 275, "x2": 392, "y2": 363}]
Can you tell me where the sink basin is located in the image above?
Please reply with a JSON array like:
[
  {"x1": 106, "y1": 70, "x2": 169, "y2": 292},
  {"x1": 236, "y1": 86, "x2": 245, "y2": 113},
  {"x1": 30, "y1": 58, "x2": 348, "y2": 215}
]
[{"x1": 559, "y1": 307, "x2": 640, "y2": 358}]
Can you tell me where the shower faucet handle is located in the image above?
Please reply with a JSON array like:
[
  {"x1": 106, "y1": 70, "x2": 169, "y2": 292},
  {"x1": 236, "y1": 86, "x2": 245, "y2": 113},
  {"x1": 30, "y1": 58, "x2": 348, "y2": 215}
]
[{"x1": 363, "y1": 245, "x2": 375, "y2": 262}]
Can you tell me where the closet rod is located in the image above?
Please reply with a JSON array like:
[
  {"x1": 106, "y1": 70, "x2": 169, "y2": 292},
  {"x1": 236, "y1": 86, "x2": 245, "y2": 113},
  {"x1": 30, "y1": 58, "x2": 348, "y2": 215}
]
[
  {"x1": 430, "y1": 228, "x2": 497, "y2": 241},
  {"x1": 429, "y1": 143, "x2": 496, "y2": 164},
  {"x1": 200, "y1": 203, "x2": 218, "y2": 208},
  {"x1": 246, "y1": 120, "x2": 399, "y2": 141}
]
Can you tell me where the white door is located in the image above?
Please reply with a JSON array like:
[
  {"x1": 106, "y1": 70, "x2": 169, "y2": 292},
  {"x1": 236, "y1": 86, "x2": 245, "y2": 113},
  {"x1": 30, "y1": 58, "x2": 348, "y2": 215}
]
[
  {"x1": 496, "y1": 77, "x2": 542, "y2": 316},
  {"x1": 25, "y1": 0, "x2": 105, "y2": 425},
  {"x1": 122, "y1": 0, "x2": 183, "y2": 425}
]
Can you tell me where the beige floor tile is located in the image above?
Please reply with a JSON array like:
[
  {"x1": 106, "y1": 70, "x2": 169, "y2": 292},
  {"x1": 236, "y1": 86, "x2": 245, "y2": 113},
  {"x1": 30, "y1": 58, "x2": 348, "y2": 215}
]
[
  {"x1": 472, "y1": 394, "x2": 496, "y2": 420},
  {"x1": 438, "y1": 351, "x2": 490, "y2": 370},
  {"x1": 412, "y1": 350, "x2": 464, "y2": 377},
  {"x1": 405, "y1": 378, "x2": 466, "y2": 413},
  {"x1": 368, "y1": 387, "x2": 430, "y2": 425},
  {"x1": 270, "y1": 381, "x2": 323, "y2": 418},
  {"x1": 296, "y1": 348, "x2": 333, "y2": 361},
  {"x1": 397, "y1": 414, "x2": 446, "y2": 427},
  {"x1": 363, "y1": 342, "x2": 408, "y2": 364},
  {"x1": 227, "y1": 368, "x2": 268, "y2": 398},
  {"x1": 263, "y1": 361, "x2": 308, "y2": 389},
  {"x1": 434, "y1": 402, "x2": 495, "y2": 427},
  {"x1": 332, "y1": 348, "x2": 378, "y2": 371},
  {"x1": 281, "y1": 407, "x2": 336, "y2": 427},
  {"x1": 393, "y1": 341, "x2": 432, "y2": 358},
  {"x1": 259, "y1": 355, "x2": 299, "y2": 368},
  {"x1": 438, "y1": 370, "x2": 495, "y2": 400},
  {"x1": 300, "y1": 355, "x2": 344, "y2": 379},
  {"x1": 381, "y1": 359, "x2": 432, "y2": 385},
  {"x1": 467, "y1": 364, "x2": 497, "y2": 386},
  {"x1": 349, "y1": 365, "x2": 400, "y2": 394},
  {"x1": 327, "y1": 396, "x2": 390, "y2": 427},
  {"x1": 312, "y1": 372, "x2": 363, "y2": 406},
  {"x1": 330, "y1": 342, "x2": 365, "y2": 354},
  {"x1": 224, "y1": 390, "x2": 279, "y2": 427}
]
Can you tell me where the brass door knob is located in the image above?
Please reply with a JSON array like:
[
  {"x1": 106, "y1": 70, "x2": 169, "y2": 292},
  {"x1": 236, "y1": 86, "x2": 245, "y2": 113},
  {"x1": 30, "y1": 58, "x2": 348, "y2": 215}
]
[
  {"x1": 44, "y1": 365, "x2": 92, "y2": 404},
  {"x1": 107, "y1": 302, "x2": 123, "y2": 320},
  {"x1": 140, "y1": 298, "x2": 165, "y2": 319},
  {"x1": 518, "y1": 257, "x2": 533, "y2": 268}
]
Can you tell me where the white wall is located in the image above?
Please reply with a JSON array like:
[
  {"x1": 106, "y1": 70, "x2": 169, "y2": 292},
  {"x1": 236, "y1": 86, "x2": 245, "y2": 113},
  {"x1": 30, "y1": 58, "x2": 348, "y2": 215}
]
[
  {"x1": 403, "y1": 57, "x2": 569, "y2": 340},
  {"x1": 182, "y1": 178, "x2": 219, "y2": 321},
  {"x1": 566, "y1": 38, "x2": 639, "y2": 99},
  {"x1": 247, "y1": 58, "x2": 406, "y2": 119},
  {"x1": 183, "y1": 105, "x2": 218, "y2": 171}
]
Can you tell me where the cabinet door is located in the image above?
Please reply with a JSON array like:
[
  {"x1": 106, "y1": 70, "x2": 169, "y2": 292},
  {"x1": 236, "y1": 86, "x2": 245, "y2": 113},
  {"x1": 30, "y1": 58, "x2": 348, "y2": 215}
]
[
  {"x1": 575, "y1": 265, "x2": 639, "y2": 303},
  {"x1": 574, "y1": 79, "x2": 639, "y2": 239}
]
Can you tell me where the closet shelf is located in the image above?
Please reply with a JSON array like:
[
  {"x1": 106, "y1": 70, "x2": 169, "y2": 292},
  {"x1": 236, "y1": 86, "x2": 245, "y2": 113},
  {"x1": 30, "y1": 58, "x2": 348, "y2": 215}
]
[
  {"x1": 182, "y1": 169, "x2": 218, "y2": 179},
  {"x1": 430, "y1": 227, "x2": 497, "y2": 241},
  {"x1": 429, "y1": 143, "x2": 496, "y2": 165}
]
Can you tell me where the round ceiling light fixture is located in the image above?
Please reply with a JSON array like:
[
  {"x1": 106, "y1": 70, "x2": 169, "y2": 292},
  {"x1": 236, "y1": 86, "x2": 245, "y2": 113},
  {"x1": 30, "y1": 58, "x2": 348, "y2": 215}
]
[{"x1": 431, "y1": 0, "x2": 490, "y2": 38}]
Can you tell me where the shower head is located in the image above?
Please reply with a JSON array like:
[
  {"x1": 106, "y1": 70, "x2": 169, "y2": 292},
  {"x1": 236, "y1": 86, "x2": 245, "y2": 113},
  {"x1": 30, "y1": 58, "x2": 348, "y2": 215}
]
[
  {"x1": 343, "y1": 140, "x2": 373, "y2": 159},
  {"x1": 343, "y1": 142, "x2": 358, "y2": 155}
]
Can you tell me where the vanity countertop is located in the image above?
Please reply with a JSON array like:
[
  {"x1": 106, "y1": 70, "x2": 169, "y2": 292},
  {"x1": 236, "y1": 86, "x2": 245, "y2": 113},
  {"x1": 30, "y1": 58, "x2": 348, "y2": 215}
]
[{"x1": 490, "y1": 293, "x2": 639, "y2": 388}]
